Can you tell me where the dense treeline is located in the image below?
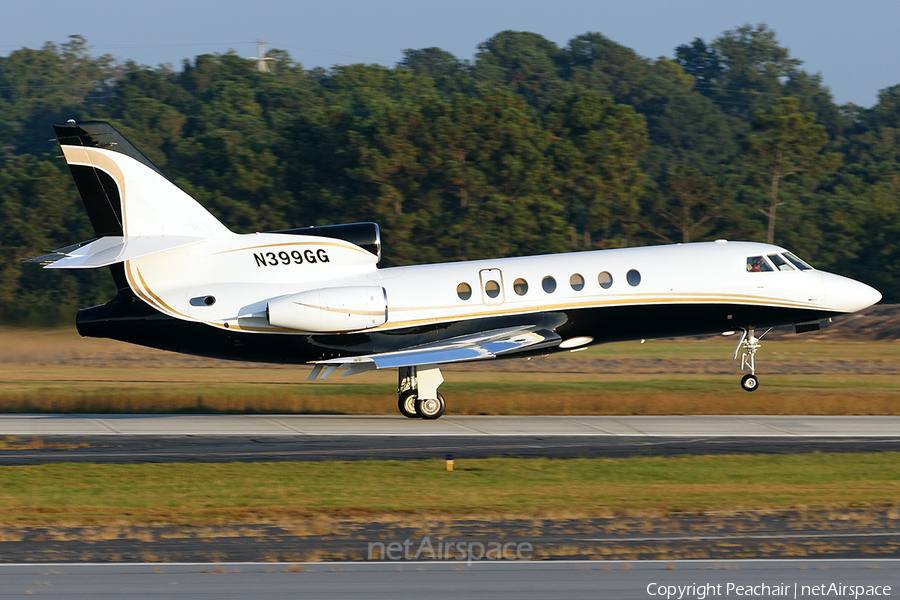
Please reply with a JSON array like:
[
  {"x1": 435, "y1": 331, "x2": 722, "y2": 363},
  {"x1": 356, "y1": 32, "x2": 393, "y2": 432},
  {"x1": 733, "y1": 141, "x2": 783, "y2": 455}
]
[{"x1": 1, "y1": 28, "x2": 899, "y2": 324}]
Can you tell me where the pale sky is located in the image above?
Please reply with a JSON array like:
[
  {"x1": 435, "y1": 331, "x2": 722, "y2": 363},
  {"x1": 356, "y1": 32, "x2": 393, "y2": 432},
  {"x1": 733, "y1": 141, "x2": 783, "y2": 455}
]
[{"x1": 2, "y1": 0, "x2": 898, "y2": 107}]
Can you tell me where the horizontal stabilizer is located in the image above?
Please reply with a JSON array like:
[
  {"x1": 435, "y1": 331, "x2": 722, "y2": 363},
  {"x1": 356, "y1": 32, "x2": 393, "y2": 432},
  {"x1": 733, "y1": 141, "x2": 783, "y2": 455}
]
[
  {"x1": 310, "y1": 326, "x2": 561, "y2": 379},
  {"x1": 26, "y1": 235, "x2": 206, "y2": 269}
]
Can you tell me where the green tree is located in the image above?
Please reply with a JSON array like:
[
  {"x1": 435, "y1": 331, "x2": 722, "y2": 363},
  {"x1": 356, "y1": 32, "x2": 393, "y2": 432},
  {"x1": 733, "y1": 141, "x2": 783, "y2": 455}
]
[
  {"x1": 642, "y1": 166, "x2": 721, "y2": 243},
  {"x1": 675, "y1": 38, "x2": 722, "y2": 90},
  {"x1": 744, "y1": 97, "x2": 841, "y2": 244},
  {"x1": 676, "y1": 25, "x2": 803, "y2": 121},
  {"x1": 0, "y1": 156, "x2": 114, "y2": 323},
  {"x1": 0, "y1": 36, "x2": 119, "y2": 156},
  {"x1": 439, "y1": 90, "x2": 568, "y2": 259},
  {"x1": 472, "y1": 31, "x2": 570, "y2": 111},
  {"x1": 398, "y1": 48, "x2": 473, "y2": 97},
  {"x1": 544, "y1": 92, "x2": 648, "y2": 249}
]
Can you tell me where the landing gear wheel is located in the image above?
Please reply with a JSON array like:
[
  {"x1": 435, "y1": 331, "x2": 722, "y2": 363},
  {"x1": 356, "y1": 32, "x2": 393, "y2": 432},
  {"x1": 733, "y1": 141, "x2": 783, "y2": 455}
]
[
  {"x1": 741, "y1": 373, "x2": 759, "y2": 392},
  {"x1": 415, "y1": 393, "x2": 446, "y2": 420},
  {"x1": 398, "y1": 390, "x2": 419, "y2": 418}
]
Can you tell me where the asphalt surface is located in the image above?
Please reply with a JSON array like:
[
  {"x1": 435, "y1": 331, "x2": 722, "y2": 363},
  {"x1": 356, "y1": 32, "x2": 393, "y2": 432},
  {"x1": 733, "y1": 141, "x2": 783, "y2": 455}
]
[
  {"x1": 2, "y1": 415, "x2": 898, "y2": 464},
  {"x1": 1, "y1": 560, "x2": 898, "y2": 599},
  {"x1": 3, "y1": 434, "x2": 900, "y2": 464}
]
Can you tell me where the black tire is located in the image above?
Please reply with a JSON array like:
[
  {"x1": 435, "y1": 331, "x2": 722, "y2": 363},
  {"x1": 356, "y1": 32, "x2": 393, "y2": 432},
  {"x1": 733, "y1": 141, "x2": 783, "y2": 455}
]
[
  {"x1": 414, "y1": 393, "x2": 446, "y2": 420},
  {"x1": 398, "y1": 390, "x2": 419, "y2": 418},
  {"x1": 741, "y1": 374, "x2": 759, "y2": 392}
]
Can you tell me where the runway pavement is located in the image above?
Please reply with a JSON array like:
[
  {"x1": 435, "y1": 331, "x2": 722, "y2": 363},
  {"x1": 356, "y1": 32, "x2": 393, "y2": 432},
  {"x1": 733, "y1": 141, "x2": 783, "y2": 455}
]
[
  {"x1": 1, "y1": 415, "x2": 897, "y2": 464},
  {"x1": 1, "y1": 560, "x2": 898, "y2": 600},
  {"x1": 1, "y1": 414, "x2": 898, "y2": 436}
]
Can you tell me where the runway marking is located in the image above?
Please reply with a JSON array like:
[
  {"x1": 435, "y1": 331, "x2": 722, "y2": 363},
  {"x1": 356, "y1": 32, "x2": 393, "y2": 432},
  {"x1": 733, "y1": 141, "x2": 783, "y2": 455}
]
[
  {"x1": 263, "y1": 417, "x2": 306, "y2": 434},
  {"x1": 88, "y1": 417, "x2": 121, "y2": 434},
  {"x1": 607, "y1": 417, "x2": 644, "y2": 435},
  {"x1": 439, "y1": 420, "x2": 492, "y2": 435},
  {"x1": 564, "y1": 417, "x2": 614, "y2": 434},
  {"x1": 740, "y1": 417, "x2": 795, "y2": 435}
]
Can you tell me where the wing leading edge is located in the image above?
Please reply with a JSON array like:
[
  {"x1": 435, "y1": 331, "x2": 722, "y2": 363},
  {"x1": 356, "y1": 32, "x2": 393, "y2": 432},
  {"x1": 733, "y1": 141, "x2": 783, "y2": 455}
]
[{"x1": 308, "y1": 326, "x2": 562, "y2": 380}]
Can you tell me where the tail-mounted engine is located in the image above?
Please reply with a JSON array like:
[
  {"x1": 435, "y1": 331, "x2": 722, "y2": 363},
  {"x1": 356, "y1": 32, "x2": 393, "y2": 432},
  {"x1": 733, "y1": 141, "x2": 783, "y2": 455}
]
[{"x1": 267, "y1": 286, "x2": 387, "y2": 332}]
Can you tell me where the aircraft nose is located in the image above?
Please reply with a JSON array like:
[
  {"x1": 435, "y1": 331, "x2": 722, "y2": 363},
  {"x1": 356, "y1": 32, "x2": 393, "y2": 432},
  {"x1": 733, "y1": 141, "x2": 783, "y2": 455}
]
[{"x1": 823, "y1": 273, "x2": 882, "y2": 313}]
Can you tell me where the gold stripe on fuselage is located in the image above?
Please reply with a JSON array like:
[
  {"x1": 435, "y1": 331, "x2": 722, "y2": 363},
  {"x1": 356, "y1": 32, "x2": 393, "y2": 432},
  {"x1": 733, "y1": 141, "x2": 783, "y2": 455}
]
[{"x1": 219, "y1": 293, "x2": 821, "y2": 334}]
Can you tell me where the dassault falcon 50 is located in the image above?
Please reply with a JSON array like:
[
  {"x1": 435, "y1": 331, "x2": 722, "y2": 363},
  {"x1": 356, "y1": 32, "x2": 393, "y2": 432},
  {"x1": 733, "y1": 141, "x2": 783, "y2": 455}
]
[{"x1": 29, "y1": 121, "x2": 882, "y2": 419}]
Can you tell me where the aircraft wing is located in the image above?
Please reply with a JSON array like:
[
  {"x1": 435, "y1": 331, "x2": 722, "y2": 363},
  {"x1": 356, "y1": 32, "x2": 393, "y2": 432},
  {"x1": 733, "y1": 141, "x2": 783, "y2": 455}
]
[
  {"x1": 308, "y1": 326, "x2": 561, "y2": 380},
  {"x1": 25, "y1": 236, "x2": 206, "y2": 269}
]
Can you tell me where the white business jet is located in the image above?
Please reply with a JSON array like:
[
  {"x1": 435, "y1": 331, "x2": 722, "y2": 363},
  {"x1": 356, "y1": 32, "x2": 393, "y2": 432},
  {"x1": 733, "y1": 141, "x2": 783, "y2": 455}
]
[{"x1": 29, "y1": 121, "x2": 882, "y2": 419}]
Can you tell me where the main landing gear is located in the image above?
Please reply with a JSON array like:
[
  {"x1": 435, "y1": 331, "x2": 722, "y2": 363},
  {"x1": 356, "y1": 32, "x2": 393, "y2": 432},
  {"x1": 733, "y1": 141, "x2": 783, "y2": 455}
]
[
  {"x1": 397, "y1": 365, "x2": 446, "y2": 419},
  {"x1": 733, "y1": 327, "x2": 770, "y2": 392}
]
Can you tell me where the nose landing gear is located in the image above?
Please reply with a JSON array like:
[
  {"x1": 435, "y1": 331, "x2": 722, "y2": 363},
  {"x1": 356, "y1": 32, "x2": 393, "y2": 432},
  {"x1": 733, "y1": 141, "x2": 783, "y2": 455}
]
[
  {"x1": 733, "y1": 328, "x2": 769, "y2": 392},
  {"x1": 740, "y1": 373, "x2": 759, "y2": 392}
]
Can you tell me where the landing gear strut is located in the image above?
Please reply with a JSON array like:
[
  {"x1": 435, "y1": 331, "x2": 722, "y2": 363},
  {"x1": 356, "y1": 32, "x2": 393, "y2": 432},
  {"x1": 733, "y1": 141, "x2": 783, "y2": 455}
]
[
  {"x1": 733, "y1": 328, "x2": 769, "y2": 392},
  {"x1": 397, "y1": 366, "x2": 446, "y2": 419}
]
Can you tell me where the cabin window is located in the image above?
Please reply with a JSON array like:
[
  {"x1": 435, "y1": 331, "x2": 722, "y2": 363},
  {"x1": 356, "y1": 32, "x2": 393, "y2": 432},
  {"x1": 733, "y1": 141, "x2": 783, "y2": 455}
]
[
  {"x1": 767, "y1": 254, "x2": 795, "y2": 271},
  {"x1": 457, "y1": 283, "x2": 472, "y2": 300},
  {"x1": 627, "y1": 269, "x2": 641, "y2": 287},
  {"x1": 746, "y1": 256, "x2": 774, "y2": 272},
  {"x1": 485, "y1": 279, "x2": 501, "y2": 298},
  {"x1": 542, "y1": 276, "x2": 557, "y2": 293},
  {"x1": 513, "y1": 278, "x2": 528, "y2": 296},
  {"x1": 569, "y1": 274, "x2": 585, "y2": 291},
  {"x1": 598, "y1": 271, "x2": 613, "y2": 289},
  {"x1": 783, "y1": 251, "x2": 813, "y2": 271}
]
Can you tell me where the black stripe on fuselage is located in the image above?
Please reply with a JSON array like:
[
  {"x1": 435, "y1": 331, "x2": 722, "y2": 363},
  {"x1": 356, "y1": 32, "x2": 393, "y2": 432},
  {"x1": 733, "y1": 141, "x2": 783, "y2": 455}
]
[{"x1": 76, "y1": 297, "x2": 836, "y2": 365}]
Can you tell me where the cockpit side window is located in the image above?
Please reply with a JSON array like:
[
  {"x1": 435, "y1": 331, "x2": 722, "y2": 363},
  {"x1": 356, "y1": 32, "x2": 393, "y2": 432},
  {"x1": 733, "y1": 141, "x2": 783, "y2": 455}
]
[
  {"x1": 767, "y1": 254, "x2": 795, "y2": 271},
  {"x1": 746, "y1": 256, "x2": 774, "y2": 272},
  {"x1": 783, "y1": 251, "x2": 813, "y2": 271}
]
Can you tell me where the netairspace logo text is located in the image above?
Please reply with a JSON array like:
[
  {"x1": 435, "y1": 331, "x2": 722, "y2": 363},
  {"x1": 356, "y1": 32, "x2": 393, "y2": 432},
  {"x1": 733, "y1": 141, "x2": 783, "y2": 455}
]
[
  {"x1": 368, "y1": 536, "x2": 532, "y2": 566},
  {"x1": 646, "y1": 582, "x2": 893, "y2": 600}
]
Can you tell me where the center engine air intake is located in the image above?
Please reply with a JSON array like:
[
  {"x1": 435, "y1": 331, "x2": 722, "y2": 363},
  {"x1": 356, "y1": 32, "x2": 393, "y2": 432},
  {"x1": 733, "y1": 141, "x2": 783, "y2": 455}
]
[{"x1": 267, "y1": 286, "x2": 387, "y2": 332}]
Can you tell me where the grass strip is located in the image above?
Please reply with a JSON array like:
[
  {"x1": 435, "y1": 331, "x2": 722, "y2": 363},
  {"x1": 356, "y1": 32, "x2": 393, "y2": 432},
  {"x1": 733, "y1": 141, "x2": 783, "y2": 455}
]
[
  {"x1": 1, "y1": 454, "x2": 898, "y2": 527},
  {"x1": 2, "y1": 334, "x2": 898, "y2": 415},
  {"x1": 1, "y1": 377, "x2": 897, "y2": 415}
]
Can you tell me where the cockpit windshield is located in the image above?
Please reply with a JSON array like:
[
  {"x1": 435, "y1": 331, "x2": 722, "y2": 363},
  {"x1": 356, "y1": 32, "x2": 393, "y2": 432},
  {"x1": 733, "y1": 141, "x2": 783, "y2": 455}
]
[
  {"x1": 783, "y1": 251, "x2": 813, "y2": 271},
  {"x1": 767, "y1": 254, "x2": 794, "y2": 271},
  {"x1": 747, "y1": 252, "x2": 815, "y2": 273}
]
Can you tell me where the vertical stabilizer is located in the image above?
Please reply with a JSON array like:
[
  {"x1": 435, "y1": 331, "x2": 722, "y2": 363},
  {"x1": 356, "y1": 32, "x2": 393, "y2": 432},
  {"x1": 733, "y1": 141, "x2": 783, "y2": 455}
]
[{"x1": 53, "y1": 121, "x2": 230, "y2": 239}]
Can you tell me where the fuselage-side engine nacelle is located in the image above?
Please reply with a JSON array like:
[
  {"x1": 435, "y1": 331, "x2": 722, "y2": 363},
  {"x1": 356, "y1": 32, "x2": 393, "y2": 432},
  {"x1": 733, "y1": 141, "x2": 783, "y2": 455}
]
[{"x1": 267, "y1": 286, "x2": 388, "y2": 333}]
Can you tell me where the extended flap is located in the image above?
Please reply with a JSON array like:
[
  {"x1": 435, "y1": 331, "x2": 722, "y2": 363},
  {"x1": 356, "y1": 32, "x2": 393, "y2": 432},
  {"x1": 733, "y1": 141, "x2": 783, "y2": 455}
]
[{"x1": 308, "y1": 326, "x2": 561, "y2": 379}]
